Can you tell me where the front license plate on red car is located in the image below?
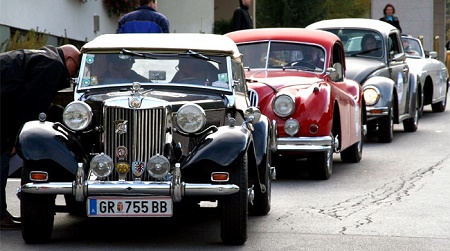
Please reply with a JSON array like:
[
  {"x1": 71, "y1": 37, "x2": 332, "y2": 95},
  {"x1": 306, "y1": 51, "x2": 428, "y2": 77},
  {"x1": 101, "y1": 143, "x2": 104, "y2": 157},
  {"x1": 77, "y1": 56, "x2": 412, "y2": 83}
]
[{"x1": 87, "y1": 196, "x2": 173, "y2": 217}]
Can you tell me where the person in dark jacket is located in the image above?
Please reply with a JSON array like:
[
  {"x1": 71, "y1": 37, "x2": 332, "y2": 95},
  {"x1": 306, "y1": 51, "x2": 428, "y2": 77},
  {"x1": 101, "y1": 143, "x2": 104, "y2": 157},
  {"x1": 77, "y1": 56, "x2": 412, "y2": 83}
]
[
  {"x1": 379, "y1": 3, "x2": 402, "y2": 33},
  {"x1": 232, "y1": 0, "x2": 253, "y2": 31},
  {"x1": 0, "y1": 44, "x2": 81, "y2": 229},
  {"x1": 117, "y1": 0, "x2": 170, "y2": 33}
]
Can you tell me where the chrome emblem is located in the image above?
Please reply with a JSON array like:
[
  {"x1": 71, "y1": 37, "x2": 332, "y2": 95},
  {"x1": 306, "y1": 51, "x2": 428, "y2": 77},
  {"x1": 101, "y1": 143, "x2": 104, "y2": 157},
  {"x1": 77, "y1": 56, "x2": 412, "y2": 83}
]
[
  {"x1": 116, "y1": 146, "x2": 128, "y2": 159},
  {"x1": 115, "y1": 120, "x2": 128, "y2": 134},
  {"x1": 132, "y1": 161, "x2": 146, "y2": 177}
]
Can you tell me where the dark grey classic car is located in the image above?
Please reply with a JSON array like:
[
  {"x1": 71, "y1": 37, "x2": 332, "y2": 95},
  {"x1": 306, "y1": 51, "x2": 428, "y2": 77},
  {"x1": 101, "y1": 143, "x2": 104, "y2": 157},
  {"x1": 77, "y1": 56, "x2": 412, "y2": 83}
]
[
  {"x1": 307, "y1": 18, "x2": 420, "y2": 143},
  {"x1": 16, "y1": 33, "x2": 275, "y2": 245}
]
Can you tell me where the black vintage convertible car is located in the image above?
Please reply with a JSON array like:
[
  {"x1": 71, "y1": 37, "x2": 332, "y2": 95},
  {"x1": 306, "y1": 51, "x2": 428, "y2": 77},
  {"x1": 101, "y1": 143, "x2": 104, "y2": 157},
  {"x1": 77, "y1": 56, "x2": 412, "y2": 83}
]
[{"x1": 16, "y1": 33, "x2": 275, "y2": 245}]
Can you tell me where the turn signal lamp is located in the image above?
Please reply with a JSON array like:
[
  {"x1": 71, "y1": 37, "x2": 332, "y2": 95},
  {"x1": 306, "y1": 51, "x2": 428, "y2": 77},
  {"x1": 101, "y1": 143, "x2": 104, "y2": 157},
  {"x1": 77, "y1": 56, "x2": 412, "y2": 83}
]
[
  {"x1": 211, "y1": 172, "x2": 229, "y2": 182},
  {"x1": 30, "y1": 171, "x2": 48, "y2": 182}
]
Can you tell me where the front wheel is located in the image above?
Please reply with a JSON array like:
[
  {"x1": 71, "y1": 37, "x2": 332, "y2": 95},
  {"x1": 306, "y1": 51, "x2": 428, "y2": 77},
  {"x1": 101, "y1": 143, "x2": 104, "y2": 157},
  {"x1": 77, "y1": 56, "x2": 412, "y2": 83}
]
[
  {"x1": 248, "y1": 149, "x2": 271, "y2": 216},
  {"x1": 220, "y1": 153, "x2": 248, "y2": 245},
  {"x1": 403, "y1": 91, "x2": 419, "y2": 132},
  {"x1": 378, "y1": 104, "x2": 394, "y2": 143},
  {"x1": 431, "y1": 88, "x2": 448, "y2": 112},
  {"x1": 21, "y1": 161, "x2": 56, "y2": 244},
  {"x1": 307, "y1": 149, "x2": 333, "y2": 180}
]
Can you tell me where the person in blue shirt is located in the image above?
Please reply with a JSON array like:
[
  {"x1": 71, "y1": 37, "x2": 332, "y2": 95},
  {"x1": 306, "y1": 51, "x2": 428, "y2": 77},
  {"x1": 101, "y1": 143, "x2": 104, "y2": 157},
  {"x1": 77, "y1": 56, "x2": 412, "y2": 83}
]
[
  {"x1": 116, "y1": 0, "x2": 170, "y2": 33},
  {"x1": 379, "y1": 3, "x2": 402, "y2": 34}
]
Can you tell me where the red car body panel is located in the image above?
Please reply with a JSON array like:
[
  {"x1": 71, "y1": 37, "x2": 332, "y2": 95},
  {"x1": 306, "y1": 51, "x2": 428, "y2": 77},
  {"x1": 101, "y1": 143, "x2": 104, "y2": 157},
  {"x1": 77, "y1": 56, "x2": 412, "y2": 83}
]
[{"x1": 226, "y1": 28, "x2": 364, "y2": 157}]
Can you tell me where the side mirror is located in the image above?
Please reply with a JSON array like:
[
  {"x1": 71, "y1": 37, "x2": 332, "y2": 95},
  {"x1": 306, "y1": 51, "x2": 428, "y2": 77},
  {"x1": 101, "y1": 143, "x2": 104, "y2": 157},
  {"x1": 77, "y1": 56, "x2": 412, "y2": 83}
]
[
  {"x1": 326, "y1": 62, "x2": 343, "y2": 82},
  {"x1": 428, "y1": 51, "x2": 438, "y2": 59}
]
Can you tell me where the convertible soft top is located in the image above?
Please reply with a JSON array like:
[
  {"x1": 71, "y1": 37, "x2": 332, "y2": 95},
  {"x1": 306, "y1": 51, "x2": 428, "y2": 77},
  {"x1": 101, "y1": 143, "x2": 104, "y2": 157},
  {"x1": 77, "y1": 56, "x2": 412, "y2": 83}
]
[{"x1": 81, "y1": 33, "x2": 242, "y2": 59}]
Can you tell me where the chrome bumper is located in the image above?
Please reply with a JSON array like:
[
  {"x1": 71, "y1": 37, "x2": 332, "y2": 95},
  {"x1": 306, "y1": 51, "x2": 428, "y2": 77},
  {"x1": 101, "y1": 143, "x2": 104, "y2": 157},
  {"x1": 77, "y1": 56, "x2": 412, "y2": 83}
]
[
  {"x1": 366, "y1": 106, "x2": 389, "y2": 118},
  {"x1": 20, "y1": 164, "x2": 239, "y2": 202},
  {"x1": 277, "y1": 136, "x2": 333, "y2": 152}
]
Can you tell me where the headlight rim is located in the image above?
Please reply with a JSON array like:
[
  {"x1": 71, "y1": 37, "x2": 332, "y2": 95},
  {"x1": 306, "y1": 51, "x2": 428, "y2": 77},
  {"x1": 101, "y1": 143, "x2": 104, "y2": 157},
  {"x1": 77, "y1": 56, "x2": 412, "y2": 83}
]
[
  {"x1": 273, "y1": 93, "x2": 295, "y2": 117},
  {"x1": 63, "y1": 101, "x2": 93, "y2": 131},
  {"x1": 363, "y1": 86, "x2": 381, "y2": 106},
  {"x1": 176, "y1": 103, "x2": 206, "y2": 134}
]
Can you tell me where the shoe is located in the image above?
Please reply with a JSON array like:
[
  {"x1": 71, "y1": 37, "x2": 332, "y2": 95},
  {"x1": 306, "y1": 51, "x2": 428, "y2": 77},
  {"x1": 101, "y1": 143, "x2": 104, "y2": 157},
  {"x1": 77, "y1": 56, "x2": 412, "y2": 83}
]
[
  {"x1": 6, "y1": 211, "x2": 21, "y2": 222},
  {"x1": 0, "y1": 215, "x2": 21, "y2": 230}
]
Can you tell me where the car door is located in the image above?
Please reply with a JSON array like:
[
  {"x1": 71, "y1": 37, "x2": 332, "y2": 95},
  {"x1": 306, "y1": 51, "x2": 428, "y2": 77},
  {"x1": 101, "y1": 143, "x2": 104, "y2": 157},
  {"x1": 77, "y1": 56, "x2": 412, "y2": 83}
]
[{"x1": 387, "y1": 31, "x2": 409, "y2": 115}]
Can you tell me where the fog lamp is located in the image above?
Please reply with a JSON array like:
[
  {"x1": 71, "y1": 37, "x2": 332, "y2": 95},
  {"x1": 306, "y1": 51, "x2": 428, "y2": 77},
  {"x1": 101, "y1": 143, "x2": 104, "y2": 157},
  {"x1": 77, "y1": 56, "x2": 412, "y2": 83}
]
[
  {"x1": 147, "y1": 154, "x2": 170, "y2": 179},
  {"x1": 90, "y1": 153, "x2": 113, "y2": 178},
  {"x1": 284, "y1": 118, "x2": 299, "y2": 136}
]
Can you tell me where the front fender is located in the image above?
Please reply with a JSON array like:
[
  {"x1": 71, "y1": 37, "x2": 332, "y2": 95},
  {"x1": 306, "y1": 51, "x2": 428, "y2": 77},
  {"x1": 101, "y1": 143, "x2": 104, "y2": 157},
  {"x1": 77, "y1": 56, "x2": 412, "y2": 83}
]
[
  {"x1": 182, "y1": 125, "x2": 252, "y2": 169},
  {"x1": 407, "y1": 73, "x2": 419, "y2": 115},
  {"x1": 363, "y1": 76, "x2": 395, "y2": 108},
  {"x1": 17, "y1": 121, "x2": 81, "y2": 175},
  {"x1": 252, "y1": 115, "x2": 270, "y2": 166}
]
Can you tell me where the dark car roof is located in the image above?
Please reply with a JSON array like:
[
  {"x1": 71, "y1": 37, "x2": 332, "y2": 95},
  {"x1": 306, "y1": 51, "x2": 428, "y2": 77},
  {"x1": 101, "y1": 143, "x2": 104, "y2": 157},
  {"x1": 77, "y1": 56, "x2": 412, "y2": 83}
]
[{"x1": 225, "y1": 28, "x2": 341, "y2": 49}]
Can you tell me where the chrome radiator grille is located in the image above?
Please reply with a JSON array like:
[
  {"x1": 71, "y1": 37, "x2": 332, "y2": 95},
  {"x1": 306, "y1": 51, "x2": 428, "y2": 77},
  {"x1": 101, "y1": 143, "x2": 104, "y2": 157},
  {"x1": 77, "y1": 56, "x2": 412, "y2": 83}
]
[
  {"x1": 248, "y1": 88, "x2": 259, "y2": 107},
  {"x1": 103, "y1": 107, "x2": 166, "y2": 181}
]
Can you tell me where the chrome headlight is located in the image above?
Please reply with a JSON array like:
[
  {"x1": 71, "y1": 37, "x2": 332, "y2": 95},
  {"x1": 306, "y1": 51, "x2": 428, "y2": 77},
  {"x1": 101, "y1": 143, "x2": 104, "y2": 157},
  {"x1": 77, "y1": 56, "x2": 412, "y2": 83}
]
[
  {"x1": 63, "y1": 101, "x2": 93, "y2": 131},
  {"x1": 90, "y1": 153, "x2": 113, "y2": 178},
  {"x1": 147, "y1": 154, "x2": 170, "y2": 179},
  {"x1": 284, "y1": 118, "x2": 299, "y2": 136},
  {"x1": 176, "y1": 103, "x2": 206, "y2": 133},
  {"x1": 273, "y1": 94, "x2": 295, "y2": 117},
  {"x1": 363, "y1": 87, "x2": 380, "y2": 106}
]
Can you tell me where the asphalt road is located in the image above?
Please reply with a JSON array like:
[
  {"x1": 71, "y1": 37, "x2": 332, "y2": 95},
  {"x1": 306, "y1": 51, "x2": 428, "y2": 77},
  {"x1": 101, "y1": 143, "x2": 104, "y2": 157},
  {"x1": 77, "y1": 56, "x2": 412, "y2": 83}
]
[{"x1": 1, "y1": 104, "x2": 449, "y2": 251}]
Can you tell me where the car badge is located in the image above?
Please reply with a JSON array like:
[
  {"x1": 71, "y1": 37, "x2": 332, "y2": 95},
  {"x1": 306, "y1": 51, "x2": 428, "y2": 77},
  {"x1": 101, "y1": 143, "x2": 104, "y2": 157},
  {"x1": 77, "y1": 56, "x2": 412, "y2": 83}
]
[
  {"x1": 116, "y1": 146, "x2": 128, "y2": 159},
  {"x1": 132, "y1": 161, "x2": 146, "y2": 177},
  {"x1": 117, "y1": 201, "x2": 124, "y2": 212},
  {"x1": 115, "y1": 120, "x2": 128, "y2": 134},
  {"x1": 116, "y1": 162, "x2": 130, "y2": 175},
  {"x1": 129, "y1": 97, "x2": 141, "y2": 108}
]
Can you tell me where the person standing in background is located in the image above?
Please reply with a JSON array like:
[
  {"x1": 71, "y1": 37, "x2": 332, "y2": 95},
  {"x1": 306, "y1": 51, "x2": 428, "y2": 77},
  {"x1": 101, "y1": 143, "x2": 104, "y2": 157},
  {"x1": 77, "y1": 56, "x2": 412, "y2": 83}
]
[
  {"x1": 117, "y1": 0, "x2": 170, "y2": 33},
  {"x1": 379, "y1": 3, "x2": 402, "y2": 33},
  {"x1": 232, "y1": 0, "x2": 253, "y2": 31}
]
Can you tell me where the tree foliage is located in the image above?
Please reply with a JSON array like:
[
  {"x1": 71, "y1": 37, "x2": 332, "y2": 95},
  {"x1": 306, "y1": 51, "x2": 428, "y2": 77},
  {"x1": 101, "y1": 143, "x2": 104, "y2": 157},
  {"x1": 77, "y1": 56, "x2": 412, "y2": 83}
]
[{"x1": 255, "y1": 0, "x2": 371, "y2": 28}]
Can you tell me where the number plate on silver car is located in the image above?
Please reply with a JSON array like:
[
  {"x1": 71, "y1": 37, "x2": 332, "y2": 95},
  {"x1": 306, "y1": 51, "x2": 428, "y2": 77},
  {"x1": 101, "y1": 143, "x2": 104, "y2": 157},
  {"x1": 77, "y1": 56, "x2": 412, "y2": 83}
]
[{"x1": 87, "y1": 196, "x2": 173, "y2": 217}]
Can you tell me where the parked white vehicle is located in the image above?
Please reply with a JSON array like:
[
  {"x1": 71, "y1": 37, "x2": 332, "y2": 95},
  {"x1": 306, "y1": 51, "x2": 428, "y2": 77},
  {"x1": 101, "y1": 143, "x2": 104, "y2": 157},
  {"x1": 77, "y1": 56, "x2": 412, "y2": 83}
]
[{"x1": 401, "y1": 35, "x2": 449, "y2": 115}]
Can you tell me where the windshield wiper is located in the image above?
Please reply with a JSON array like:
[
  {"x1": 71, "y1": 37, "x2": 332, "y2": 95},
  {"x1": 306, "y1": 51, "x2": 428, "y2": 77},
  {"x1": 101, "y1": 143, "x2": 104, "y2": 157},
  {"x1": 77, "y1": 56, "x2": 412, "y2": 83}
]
[
  {"x1": 121, "y1": 49, "x2": 157, "y2": 59},
  {"x1": 179, "y1": 50, "x2": 220, "y2": 64},
  {"x1": 348, "y1": 47, "x2": 381, "y2": 57}
]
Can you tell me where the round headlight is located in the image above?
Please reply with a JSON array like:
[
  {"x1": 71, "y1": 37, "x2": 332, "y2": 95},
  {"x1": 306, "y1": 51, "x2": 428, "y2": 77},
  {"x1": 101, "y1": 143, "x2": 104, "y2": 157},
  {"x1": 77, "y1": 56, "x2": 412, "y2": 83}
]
[
  {"x1": 284, "y1": 118, "x2": 299, "y2": 136},
  {"x1": 147, "y1": 154, "x2": 170, "y2": 179},
  {"x1": 363, "y1": 87, "x2": 380, "y2": 106},
  {"x1": 90, "y1": 153, "x2": 113, "y2": 178},
  {"x1": 176, "y1": 103, "x2": 206, "y2": 133},
  {"x1": 63, "y1": 101, "x2": 92, "y2": 131},
  {"x1": 273, "y1": 94, "x2": 295, "y2": 117}
]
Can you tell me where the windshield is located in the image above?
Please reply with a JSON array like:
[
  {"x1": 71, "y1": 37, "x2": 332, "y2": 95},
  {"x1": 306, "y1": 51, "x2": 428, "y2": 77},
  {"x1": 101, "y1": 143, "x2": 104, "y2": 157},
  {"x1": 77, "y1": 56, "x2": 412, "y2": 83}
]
[
  {"x1": 79, "y1": 52, "x2": 230, "y2": 89},
  {"x1": 401, "y1": 38, "x2": 423, "y2": 57},
  {"x1": 324, "y1": 29, "x2": 383, "y2": 58},
  {"x1": 238, "y1": 41, "x2": 325, "y2": 72}
]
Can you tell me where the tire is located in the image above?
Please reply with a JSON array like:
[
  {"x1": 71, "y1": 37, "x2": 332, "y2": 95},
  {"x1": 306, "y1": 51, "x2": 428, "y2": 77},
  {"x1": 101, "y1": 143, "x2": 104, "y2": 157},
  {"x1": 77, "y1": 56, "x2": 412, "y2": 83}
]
[
  {"x1": 220, "y1": 153, "x2": 248, "y2": 245},
  {"x1": 403, "y1": 91, "x2": 419, "y2": 132},
  {"x1": 431, "y1": 91, "x2": 447, "y2": 112},
  {"x1": 378, "y1": 104, "x2": 394, "y2": 143},
  {"x1": 248, "y1": 147, "x2": 271, "y2": 216},
  {"x1": 21, "y1": 161, "x2": 56, "y2": 244},
  {"x1": 341, "y1": 110, "x2": 364, "y2": 163},
  {"x1": 307, "y1": 149, "x2": 333, "y2": 180}
]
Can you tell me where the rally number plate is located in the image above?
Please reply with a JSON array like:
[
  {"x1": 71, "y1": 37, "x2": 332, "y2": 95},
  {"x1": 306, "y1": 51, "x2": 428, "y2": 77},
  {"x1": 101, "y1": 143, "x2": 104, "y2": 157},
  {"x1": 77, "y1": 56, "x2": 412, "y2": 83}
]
[{"x1": 87, "y1": 196, "x2": 173, "y2": 217}]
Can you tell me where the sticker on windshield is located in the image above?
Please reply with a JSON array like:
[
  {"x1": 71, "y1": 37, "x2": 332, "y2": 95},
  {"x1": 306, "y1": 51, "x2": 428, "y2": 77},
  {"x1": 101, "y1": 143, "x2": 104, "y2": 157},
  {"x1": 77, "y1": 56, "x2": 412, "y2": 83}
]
[
  {"x1": 86, "y1": 55, "x2": 95, "y2": 64},
  {"x1": 82, "y1": 78, "x2": 91, "y2": 87},
  {"x1": 218, "y1": 73, "x2": 228, "y2": 82}
]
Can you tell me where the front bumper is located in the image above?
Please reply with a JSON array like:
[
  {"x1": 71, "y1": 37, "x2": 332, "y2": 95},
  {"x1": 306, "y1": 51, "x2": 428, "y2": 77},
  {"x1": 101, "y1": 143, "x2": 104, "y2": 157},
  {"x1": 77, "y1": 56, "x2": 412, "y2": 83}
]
[
  {"x1": 366, "y1": 106, "x2": 389, "y2": 119},
  {"x1": 277, "y1": 136, "x2": 334, "y2": 152},
  {"x1": 20, "y1": 164, "x2": 239, "y2": 203}
]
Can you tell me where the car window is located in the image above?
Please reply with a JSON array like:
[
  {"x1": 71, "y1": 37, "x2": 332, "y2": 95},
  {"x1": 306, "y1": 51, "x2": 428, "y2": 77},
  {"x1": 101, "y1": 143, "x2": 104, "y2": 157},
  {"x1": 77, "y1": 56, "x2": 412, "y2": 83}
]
[
  {"x1": 80, "y1": 53, "x2": 230, "y2": 90},
  {"x1": 238, "y1": 41, "x2": 325, "y2": 72},
  {"x1": 388, "y1": 33, "x2": 402, "y2": 58},
  {"x1": 401, "y1": 38, "x2": 423, "y2": 57},
  {"x1": 323, "y1": 29, "x2": 383, "y2": 58}
]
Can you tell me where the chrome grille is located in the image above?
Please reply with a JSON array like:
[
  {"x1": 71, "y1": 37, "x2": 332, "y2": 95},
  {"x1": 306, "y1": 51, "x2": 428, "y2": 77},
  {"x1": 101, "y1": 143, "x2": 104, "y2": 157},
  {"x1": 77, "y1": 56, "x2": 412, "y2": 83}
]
[
  {"x1": 104, "y1": 106, "x2": 166, "y2": 181},
  {"x1": 248, "y1": 88, "x2": 259, "y2": 107}
]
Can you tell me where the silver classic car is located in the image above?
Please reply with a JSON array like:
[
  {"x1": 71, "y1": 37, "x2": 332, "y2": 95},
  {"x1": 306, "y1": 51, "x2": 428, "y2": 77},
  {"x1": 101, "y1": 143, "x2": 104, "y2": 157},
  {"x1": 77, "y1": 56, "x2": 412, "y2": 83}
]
[
  {"x1": 307, "y1": 19, "x2": 420, "y2": 143},
  {"x1": 16, "y1": 33, "x2": 275, "y2": 245},
  {"x1": 401, "y1": 35, "x2": 449, "y2": 115}
]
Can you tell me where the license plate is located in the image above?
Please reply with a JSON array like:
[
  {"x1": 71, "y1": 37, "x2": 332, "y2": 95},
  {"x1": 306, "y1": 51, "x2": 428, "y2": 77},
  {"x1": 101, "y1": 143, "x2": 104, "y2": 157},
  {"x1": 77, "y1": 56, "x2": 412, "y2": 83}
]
[{"x1": 87, "y1": 196, "x2": 173, "y2": 217}]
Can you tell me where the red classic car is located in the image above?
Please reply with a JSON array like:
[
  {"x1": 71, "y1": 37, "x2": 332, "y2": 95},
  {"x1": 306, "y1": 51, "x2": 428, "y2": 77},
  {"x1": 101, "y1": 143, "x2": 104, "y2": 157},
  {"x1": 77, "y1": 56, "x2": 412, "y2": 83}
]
[{"x1": 226, "y1": 28, "x2": 366, "y2": 180}]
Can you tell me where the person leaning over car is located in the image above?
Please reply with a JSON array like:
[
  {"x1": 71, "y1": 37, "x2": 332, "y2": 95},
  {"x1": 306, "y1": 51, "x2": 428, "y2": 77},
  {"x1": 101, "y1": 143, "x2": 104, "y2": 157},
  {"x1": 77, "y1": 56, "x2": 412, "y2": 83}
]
[
  {"x1": 116, "y1": 0, "x2": 170, "y2": 33},
  {"x1": 0, "y1": 44, "x2": 81, "y2": 229}
]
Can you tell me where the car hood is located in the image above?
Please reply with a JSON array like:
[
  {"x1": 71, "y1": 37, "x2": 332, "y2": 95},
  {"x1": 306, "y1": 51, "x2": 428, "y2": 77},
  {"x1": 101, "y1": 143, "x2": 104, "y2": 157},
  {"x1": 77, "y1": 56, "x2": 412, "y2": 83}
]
[
  {"x1": 82, "y1": 88, "x2": 227, "y2": 111},
  {"x1": 345, "y1": 57, "x2": 386, "y2": 83},
  {"x1": 246, "y1": 69, "x2": 323, "y2": 90}
]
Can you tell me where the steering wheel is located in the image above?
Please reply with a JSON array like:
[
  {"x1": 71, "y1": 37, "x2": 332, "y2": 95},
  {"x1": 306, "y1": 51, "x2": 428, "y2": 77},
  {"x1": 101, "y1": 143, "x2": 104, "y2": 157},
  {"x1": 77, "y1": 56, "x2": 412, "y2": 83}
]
[{"x1": 285, "y1": 61, "x2": 316, "y2": 69}]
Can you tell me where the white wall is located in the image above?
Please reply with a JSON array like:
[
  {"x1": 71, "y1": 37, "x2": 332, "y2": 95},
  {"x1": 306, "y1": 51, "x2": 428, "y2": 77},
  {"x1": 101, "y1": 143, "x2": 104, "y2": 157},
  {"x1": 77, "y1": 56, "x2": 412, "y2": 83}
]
[
  {"x1": 0, "y1": 0, "x2": 214, "y2": 45},
  {"x1": 371, "y1": 1, "x2": 434, "y2": 51}
]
